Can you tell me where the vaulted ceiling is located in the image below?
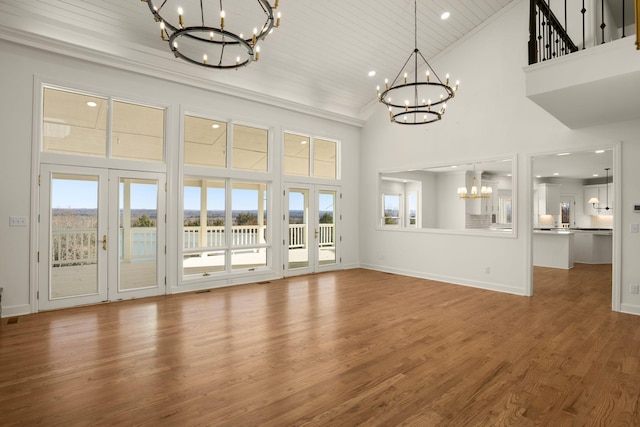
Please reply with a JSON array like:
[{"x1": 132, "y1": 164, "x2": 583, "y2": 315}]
[{"x1": 0, "y1": 0, "x2": 514, "y2": 124}]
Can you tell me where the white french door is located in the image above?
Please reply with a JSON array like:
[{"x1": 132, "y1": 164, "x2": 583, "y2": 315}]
[
  {"x1": 284, "y1": 184, "x2": 340, "y2": 277},
  {"x1": 38, "y1": 165, "x2": 166, "y2": 311}
]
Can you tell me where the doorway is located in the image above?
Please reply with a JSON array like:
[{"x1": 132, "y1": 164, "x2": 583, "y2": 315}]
[
  {"x1": 531, "y1": 148, "x2": 617, "y2": 308},
  {"x1": 284, "y1": 184, "x2": 340, "y2": 276},
  {"x1": 38, "y1": 165, "x2": 166, "y2": 310}
]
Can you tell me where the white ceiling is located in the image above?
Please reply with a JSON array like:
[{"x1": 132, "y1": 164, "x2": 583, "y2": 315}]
[
  {"x1": 0, "y1": 0, "x2": 514, "y2": 123},
  {"x1": 532, "y1": 148, "x2": 614, "y2": 180}
]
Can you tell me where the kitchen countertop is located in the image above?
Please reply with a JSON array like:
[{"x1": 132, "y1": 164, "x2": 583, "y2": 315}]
[{"x1": 534, "y1": 228, "x2": 612, "y2": 235}]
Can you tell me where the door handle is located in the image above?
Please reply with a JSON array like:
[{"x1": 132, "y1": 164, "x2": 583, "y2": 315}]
[
  {"x1": 103, "y1": 235, "x2": 107, "y2": 250},
  {"x1": 314, "y1": 229, "x2": 318, "y2": 239}
]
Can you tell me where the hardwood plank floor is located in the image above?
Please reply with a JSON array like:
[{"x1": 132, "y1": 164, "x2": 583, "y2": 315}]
[{"x1": 2, "y1": 264, "x2": 638, "y2": 426}]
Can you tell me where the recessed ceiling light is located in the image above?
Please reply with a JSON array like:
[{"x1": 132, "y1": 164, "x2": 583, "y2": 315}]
[
  {"x1": 553, "y1": 172, "x2": 560, "y2": 176},
  {"x1": 301, "y1": 140, "x2": 308, "y2": 144},
  {"x1": 557, "y1": 152, "x2": 570, "y2": 156},
  {"x1": 86, "y1": 101, "x2": 97, "y2": 107},
  {"x1": 451, "y1": 165, "x2": 457, "y2": 168},
  {"x1": 536, "y1": 175, "x2": 542, "y2": 178},
  {"x1": 212, "y1": 124, "x2": 220, "y2": 129},
  {"x1": 593, "y1": 174, "x2": 599, "y2": 177},
  {"x1": 441, "y1": 11, "x2": 450, "y2": 20},
  {"x1": 507, "y1": 174, "x2": 512, "y2": 177},
  {"x1": 368, "y1": 70, "x2": 376, "y2": 77},
  {"x1": 595, "y1": 149, "x2": 605, "y2": 154}
]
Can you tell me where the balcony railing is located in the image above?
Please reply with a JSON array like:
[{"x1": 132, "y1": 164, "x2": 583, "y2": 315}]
[
  {"x1": 52, "y1": 223, "x2": 336, "y2": 266},
  {"x1": 51, "y1": 229, "x2": 97, "y2": 266},
  {"x1": 529, "y1": 0, "x2": 636, "y2": 65},
  {"x1": 287, "y1": 224, "x2": 336, "y2": 248}
]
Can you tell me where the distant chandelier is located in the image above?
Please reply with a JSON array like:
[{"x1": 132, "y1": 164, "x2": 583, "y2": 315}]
[
  {"x1": 457, "y1": 165, "x2": 492, "y2": 199},
  {"x1": 377, "y1": 0, "x2": 459, "y2": 125},
  {"x1": 588, "y1": 167, "x2": 612, "y2": 211},
  {"x1": 142, "y1": 0, "x2": 281, "y2": 69}
]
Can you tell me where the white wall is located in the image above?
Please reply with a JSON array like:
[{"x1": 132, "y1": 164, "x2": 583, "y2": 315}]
[
  {"x1": 359, "y1": 0, "x2": 633, "y2": 299},
  {"x1": 436, "y1": 172, "x2": 466, "y2": 229},
  {"x1": 0, "y1": 40, "x2": 361, "y2": 316}
]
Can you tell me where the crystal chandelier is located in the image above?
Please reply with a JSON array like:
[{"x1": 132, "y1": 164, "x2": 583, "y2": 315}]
[
  {"x1": 377, "y1": 0, "x2": 458, "y2": 125},
  {"x1": 142, "y1": 0, "x2": 281, "y2": 69}
]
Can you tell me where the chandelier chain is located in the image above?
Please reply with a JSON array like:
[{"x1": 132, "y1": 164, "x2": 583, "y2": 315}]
[{"x1": 376, "y1": 0, "x2": 458, "y2": 124}]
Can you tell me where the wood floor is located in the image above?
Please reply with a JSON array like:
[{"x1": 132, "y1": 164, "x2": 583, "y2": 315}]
[{"x1": 2, "y1": 264, "x2": 639, "y2": 426}]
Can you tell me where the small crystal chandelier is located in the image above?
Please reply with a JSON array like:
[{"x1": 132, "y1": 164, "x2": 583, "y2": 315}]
[
  {"x1": 141, "y1": 0, "x2": 282, "y2": 69},
  {"x1": 377, "y1": 0, "x2": 459, "y2": 125},
  {"x1": 458, "y1": 165, "x2": 492, "y2": 199}
]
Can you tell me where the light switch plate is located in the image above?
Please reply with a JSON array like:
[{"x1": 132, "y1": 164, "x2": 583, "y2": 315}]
[
  {"x1": 9, "y1": 216, "x2": 27, "y2": 227},
  {"x1": 631, "y1": 224, "x2": 639, "y2": 233}
]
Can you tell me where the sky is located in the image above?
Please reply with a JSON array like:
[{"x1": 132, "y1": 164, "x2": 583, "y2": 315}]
[{"x1": 52, "y1": 178, "x2": 334, "y2": 212}]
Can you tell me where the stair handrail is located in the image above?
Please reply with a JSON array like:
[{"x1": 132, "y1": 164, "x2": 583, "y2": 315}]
[{"x1": 529, "y1": 0, "x2": 579, "y2": 65}]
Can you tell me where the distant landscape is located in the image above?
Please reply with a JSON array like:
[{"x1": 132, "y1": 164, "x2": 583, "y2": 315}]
[{"x1": 51, "y1": 208, "x2": 332, "y2": 228}]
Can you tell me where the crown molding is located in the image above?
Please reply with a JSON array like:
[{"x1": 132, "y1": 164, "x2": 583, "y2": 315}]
[{"x1": 0, "y1": 24, "x2": 365, "y2": 128}]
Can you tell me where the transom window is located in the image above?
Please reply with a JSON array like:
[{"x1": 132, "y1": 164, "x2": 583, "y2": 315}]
[
  {"x1": 42, "y1": 87, "x2": 164, "y2": 162},
  {"x1": 284, "y1": 132, "x2": 338, "y2": 179}
]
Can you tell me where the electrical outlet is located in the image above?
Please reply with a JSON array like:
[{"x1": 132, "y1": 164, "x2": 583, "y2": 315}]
[
  {"x1": 630, "y1": 284, "x2": 639, "y2": 294},
  {"x1": 485, "y1": 267, "x2": 491, "y2": 274}
]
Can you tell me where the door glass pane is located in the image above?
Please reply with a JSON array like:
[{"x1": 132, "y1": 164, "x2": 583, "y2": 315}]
[
  {"x1": 183, "y1": 179, "x2": 226, "y2": 278},
  {"x1": 50, "y1": 174, "x2": 99, "y2": 298},
  {"x1": 112, "y1": 101, "x2": 164, "y2": 162},
  {"x1": 119, "y1": 178, "x2": 158, "y2": 291},
  {"x1": 43, "y1": 88, "x2": 107, "y2": 157},
  {"x1": 288, "y1": 189, "x2": 309, "y2": 269},
  {"x1": 313, "y1": 138, "x2": 337, "y2": 179},
  {"x1": 184, "y1": 116, "x2": 227, "y2": 167},
  {"x1": 232, "y1": 124, "x2": 268, "y2": 172},
  {"x1": 318, "y1": 191, "x2": 336, "y2": 266},
  {"x1": 284, "y1": 133, "x2": 310, "y2": 176}
]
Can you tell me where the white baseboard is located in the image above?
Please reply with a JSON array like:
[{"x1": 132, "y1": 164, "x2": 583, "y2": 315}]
[
  {"x1": 620, "y1": 303, "x2": 640, "y2": 316},
  {"x1": 359, "y1": 263, "x2": 527, "y2": 296},
  {"x1": 340, "y1": 262, "x2": 360, "y2": 270},
  {"x1": 1, "y1": 304, "x2": 32, "y2": 318}
]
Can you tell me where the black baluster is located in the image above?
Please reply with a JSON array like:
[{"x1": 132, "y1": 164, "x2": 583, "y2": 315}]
[
  {"x1": 600, "y1": 0, "x2": 606, "y2": 44},
  {"x1": 622, "y1": 0, "x2": 626, "y2": 38},
  {"x1": 529, "y1": 0, "x2": 538, "y2": 64},
  {"x1": 547, "y1": 8, "x2": 553, "y2": 59},
  {"x1": 581, "y1": 0, "x2": 586, "y2": 49}
]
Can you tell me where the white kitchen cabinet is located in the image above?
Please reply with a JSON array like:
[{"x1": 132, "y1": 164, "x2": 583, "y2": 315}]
[
  {"x1": 584, "y1": 183, "x2": 613, "y2": 216},
  {"x1": 537, "y1": 183, "x2": 560, "y2": 216}
]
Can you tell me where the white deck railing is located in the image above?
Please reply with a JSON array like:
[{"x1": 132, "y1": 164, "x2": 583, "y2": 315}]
[
  {"x1": 183, "y1": 225, "x2": 266, "y2": 249},
  {"x1": 51, "y1": 229, "x2": 97, "y2": 266},
  {"x1": 52, "y1": 223, "x2": 335, "y2": 265}
]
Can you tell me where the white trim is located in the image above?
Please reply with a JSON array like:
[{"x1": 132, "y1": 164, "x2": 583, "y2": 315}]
[
  {"x1": 612, "y1": 141, "x2": 622, "y2": 312},
  {"x1": 1, "y1": 304, "x2": 32, "y2": 318},
  {"x1": 360, "y1": 264, "x2": 527, "y2": 296}
]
